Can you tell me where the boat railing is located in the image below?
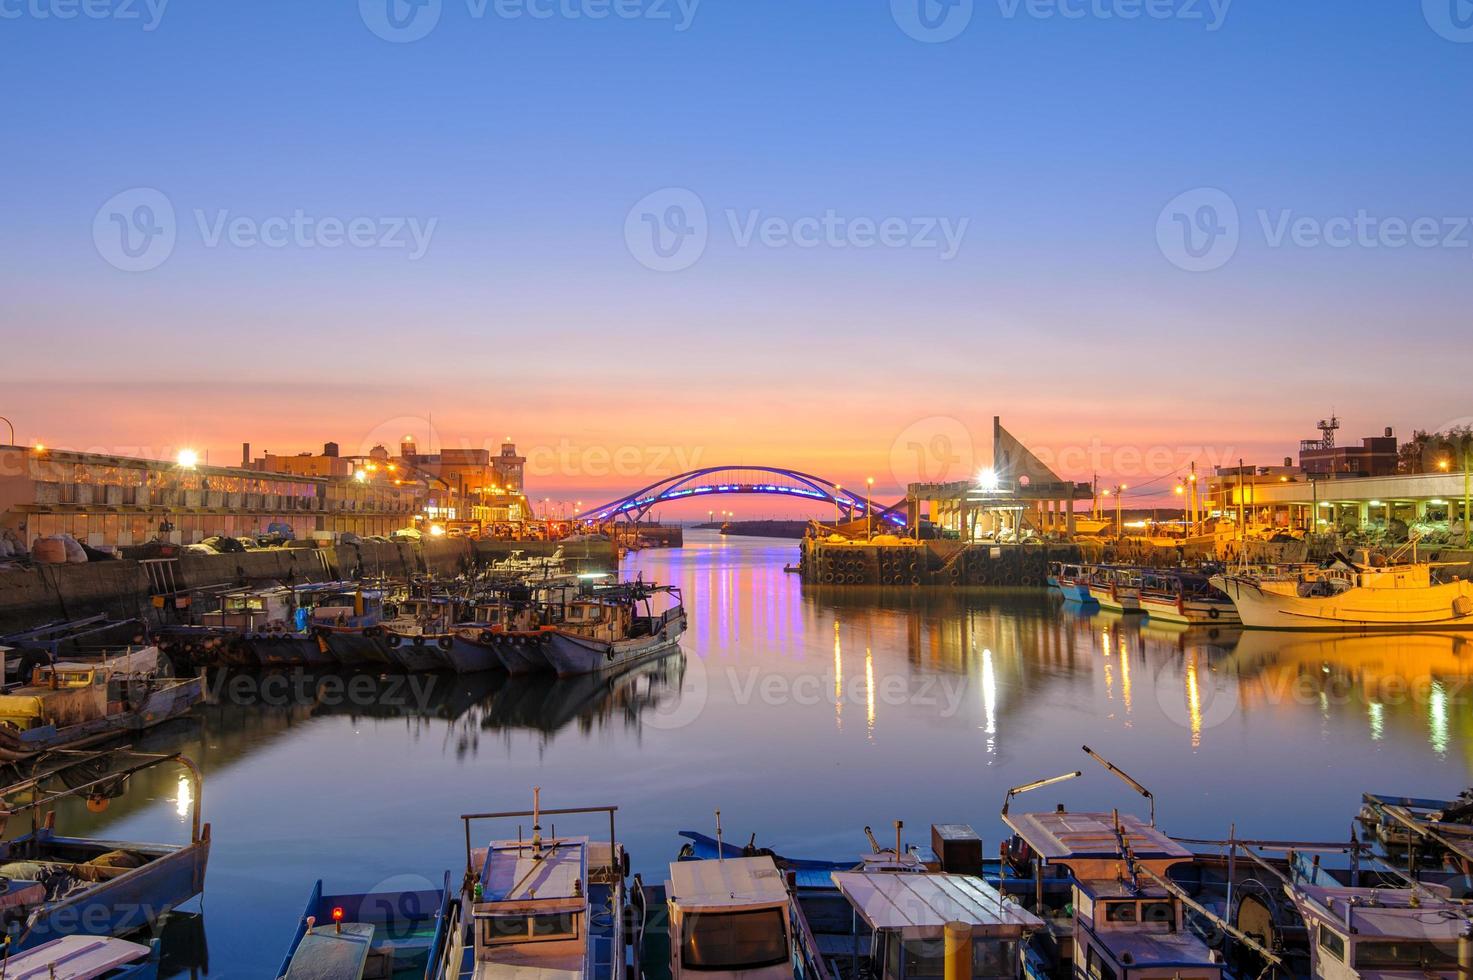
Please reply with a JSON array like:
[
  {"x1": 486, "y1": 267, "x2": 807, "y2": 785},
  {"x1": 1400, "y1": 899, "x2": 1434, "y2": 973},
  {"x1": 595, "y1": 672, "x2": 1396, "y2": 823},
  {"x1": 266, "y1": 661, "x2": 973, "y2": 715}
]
[{"x1": 458, "y1": 800, "x2": 621, "y2": 884}]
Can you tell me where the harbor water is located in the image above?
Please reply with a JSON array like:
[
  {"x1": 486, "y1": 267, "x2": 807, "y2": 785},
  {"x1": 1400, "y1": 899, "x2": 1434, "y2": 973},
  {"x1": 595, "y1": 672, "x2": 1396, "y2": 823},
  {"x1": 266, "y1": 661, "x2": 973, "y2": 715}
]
[{"x1": 50, "y1": 530, "x2": 1473, "y2": 977}]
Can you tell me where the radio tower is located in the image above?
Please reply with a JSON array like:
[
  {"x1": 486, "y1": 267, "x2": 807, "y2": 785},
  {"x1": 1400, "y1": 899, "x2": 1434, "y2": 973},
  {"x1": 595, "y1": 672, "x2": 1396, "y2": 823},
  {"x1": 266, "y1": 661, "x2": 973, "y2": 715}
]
[{"x1": 1316, "y1": 414, "x2": 1339, "y2": 450}]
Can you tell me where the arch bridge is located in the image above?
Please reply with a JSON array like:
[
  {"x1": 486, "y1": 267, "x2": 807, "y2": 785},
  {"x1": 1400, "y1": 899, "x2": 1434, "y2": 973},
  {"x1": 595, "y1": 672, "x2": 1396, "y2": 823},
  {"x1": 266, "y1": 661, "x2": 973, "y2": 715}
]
[{"x1": 577, "y1": 466, "x2": 905, "y2": 525}]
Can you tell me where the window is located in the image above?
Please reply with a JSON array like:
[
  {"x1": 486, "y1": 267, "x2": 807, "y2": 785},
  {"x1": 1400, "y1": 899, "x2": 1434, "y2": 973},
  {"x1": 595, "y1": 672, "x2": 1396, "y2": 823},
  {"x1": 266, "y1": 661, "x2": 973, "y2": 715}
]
[
  {"x1": 1316, "y1": 927, "x2": 1345, "y2": 962},
  {"x1": 1139, "y1": 902, "x2": 1175, "y2": 930},
  {"x1": 1104, "y1": 902, "x2": 1137, "y2": 923},
  {"x1": 680, "y1": 908, "x2": 789, "y2": 971},
  {"x1": 1353, "y1": 941, "x2": 1455, "y2": 970},
  {"x1": 480, "y1": 912, "x2": 578, "y2": 945}
]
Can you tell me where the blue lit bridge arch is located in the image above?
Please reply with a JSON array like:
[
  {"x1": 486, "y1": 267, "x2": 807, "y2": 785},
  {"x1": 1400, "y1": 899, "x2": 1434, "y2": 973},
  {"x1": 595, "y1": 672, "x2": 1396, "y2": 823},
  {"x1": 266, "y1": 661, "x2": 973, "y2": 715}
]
[{"x1": 577, "y1": 466, "x2": 905, "y2": 525}]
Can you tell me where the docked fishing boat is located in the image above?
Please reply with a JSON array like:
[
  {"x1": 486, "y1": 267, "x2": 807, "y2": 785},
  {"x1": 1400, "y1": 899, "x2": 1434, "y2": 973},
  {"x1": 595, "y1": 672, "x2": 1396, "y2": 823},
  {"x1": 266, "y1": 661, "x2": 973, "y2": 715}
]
[
  {"x1": 0, "y1": 652, "x2": 203, "y2": 761},
  {"x1": 308, "y1": 587, "x2": 397, "y2": 667},
  {"x1": 474, "y1": 582, "x2": 686, "y2": 678},
  {"x1": 537, "y1": 583, "x2": 685, "y2": 678},
  {"x1": 664, "y1": 853, "x2": 809, "y2": 980},
  {"x1": 276, "y1": 873, "x2": 454, "y2": 978},
  {"x1": 1358, "y1": 791, "x2": 1473, "y2": 862},
  {"x1": 1049, "y1": 563, "x2": 1097, "y2": 606},
  {"x1": 432, "y1": 794, "x2": 631, "y2": 979},
  {"x1": 1085, "y1": 566, "x2": 1143, "y2": 614},
  {"x1": 0, "y1": 935, "x2": 160, "y2": 978},
  {"x1": 382, "y1": 596, "x2": 464, "y2": 673},
  {"x1": 1211, "y1": 553, "x2": 1473, "y2": 630},
  {"x1": 0, "y1": 752, "x2": 210, "y2": 952},
  {"x1": 1136, "y1": 571, "x2": 1239, "y2": 625},
  {"x1": 1285, "y1": 875, "x2": 1468, "y2": 979}
]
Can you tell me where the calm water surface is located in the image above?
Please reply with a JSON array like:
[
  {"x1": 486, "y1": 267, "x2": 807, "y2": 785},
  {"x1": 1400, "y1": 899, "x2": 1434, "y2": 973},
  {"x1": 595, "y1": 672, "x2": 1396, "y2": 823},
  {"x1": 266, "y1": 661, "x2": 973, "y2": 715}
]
[{"x1": 52, "y1": 530, "x2": 1473, "y2": 976}]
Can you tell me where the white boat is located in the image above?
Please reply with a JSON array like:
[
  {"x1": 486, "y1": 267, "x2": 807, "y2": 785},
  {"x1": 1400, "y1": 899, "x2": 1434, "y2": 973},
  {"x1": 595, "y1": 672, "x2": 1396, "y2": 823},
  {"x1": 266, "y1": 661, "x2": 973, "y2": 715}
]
[
  {"x1": 1286, "y1": 881, "x2": 1467, "y2": 980},
  {"x1": 437, "y1": 796, "x2": 628, "y2": 980},
  {"x1": 1211, "y1": 556, "x2": 1473, "y2": 630},
  {"x1": 0, "y1": 935, "x2": 158, "y2": 978},
  {"x1": 665, "y1": 855, "x2": 796, "y2": 980},
  {"x1": 1136, "y1": 571, "x2": 1239, "y2": 625}
]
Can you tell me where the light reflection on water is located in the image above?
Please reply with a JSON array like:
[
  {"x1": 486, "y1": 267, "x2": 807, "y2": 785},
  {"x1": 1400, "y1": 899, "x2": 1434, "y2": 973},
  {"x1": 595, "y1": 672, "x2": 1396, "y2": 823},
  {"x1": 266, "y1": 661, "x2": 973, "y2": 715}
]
[{"x1": 29, "y1": 530, "x2": 1473, "y2": 977}]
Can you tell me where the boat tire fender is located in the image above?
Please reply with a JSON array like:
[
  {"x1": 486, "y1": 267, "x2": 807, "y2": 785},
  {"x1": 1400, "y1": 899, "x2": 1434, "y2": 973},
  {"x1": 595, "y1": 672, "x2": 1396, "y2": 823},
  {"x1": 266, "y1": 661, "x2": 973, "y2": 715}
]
[
  {"x1": 437, "y1": 636, "x2": 454, "y2": 651},
  {"x1": 387, "y1": 634, "x2": 403, "y2": 648}
]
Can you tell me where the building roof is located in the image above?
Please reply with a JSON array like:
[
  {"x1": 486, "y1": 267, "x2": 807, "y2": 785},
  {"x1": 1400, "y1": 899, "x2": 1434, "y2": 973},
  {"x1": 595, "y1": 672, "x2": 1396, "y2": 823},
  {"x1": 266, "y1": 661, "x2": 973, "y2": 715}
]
[
  {"x1": 831, "y1": 871, "x2": 1042, "y2": 936},
  {"x1": 668, "y1": 856, "x2": 788, "y2": 911},
  {"x1": 1003, "y1": 810, "x2": 1191, "y2": 863}
]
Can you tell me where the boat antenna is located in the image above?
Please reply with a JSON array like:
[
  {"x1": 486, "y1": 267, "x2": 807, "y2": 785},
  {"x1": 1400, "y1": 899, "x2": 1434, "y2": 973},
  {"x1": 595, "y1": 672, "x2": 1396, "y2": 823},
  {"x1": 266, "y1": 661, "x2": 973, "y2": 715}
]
[
  {"x1": 714, "y1": 809, "x2": 724, "y2": 863},
  {"x1": 1083, "y1": 745, "x2": 1155, "y2": 826},
  {"x1": 1001, "y1": 770, "x2": 1081, "y2": 815},
  {"x1": 532, "y1": 786, "x2": 543, "y2": 858}
]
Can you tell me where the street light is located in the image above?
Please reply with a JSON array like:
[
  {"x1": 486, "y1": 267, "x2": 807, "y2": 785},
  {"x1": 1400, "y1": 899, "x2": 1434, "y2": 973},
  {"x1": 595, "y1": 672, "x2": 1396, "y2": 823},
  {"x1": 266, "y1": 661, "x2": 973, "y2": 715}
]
[
  {"x1": 866, "y1": 477, "x2": 875, "y2": 542},
  {"x1": 177, "y1": 449, "x2": 199, "y2": 469},
  {"x1": 1111, "y1": 484, "x2": 1127, "y2": 537}
]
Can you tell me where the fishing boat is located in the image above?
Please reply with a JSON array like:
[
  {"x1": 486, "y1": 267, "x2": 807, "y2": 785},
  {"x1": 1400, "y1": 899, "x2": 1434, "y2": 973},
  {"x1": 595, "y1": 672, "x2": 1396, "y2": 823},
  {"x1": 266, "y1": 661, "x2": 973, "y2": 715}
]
[
  {"x1": 431, "y1": 793, "x2": 630, "y2": 980},
  {"x1": 1049, "y1": 563, "x2": 1097, "y2": 606},
  {"x1": 663, "y1": 853, "x2": 808, "y2": 980},
  {"x1": 1136, "y1": 571, "x2": 1239, "y2": 625},
  {"x1": 1084, "y1": 566, "x2": 1143, "y2": 614},
  {"x1": 474, "y1": 582, "x2": 686, "y2": 678},
  {"x1": 1284, "y1": 875, "x2": 1468, "y2": 979},
  {"x1": 0, "y1": 752, "x2": 210, "y2": 952},
  {"x1": 308, "y1": 588, "x2": 397, "y2": 667},
  {"x1": 382, "y1": 597, "x2": 463, "y2": 673},
  {"x1": 0, "y1": 935, "x2": 160, "y2": 978},
  {"x1": 1358, "y1": 791, "x2": 1473, "y2": 863},
  {"x1": 1211, "y1": 552, "x2": 1473, "y2": 630},
  {"x1": 276, "y1": 872, "x2": 454, "y2": 978},
  {"x1": 535, "y1": 584, "x2": 685, "y2": 678},
  {"x1": 0, "y1": 654, "x2": 204, "y2": 761}
]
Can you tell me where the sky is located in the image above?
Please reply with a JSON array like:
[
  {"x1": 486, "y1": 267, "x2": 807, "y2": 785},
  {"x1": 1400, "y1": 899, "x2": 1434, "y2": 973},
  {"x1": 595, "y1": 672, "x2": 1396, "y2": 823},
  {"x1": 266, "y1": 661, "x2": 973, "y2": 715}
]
[{"x1": 2, "y1": 0, "x2": 1471, "y2": 513}]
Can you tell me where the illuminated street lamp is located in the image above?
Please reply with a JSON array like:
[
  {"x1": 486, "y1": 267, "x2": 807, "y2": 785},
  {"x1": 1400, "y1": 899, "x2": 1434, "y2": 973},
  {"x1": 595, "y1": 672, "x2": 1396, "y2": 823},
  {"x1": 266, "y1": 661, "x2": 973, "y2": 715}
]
[{"x1": 177, "y1": 449, "x2": 199, "y2": 469}]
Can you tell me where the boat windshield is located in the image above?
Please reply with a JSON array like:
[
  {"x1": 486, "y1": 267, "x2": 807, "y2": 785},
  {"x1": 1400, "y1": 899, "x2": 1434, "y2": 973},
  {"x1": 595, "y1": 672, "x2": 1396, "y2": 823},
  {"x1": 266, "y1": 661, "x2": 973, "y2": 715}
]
[
  {"x1": 1353, "y1": 941, "x2": 1457, "y2": 971},
  {"x1": 680, "y1": 908, "x2": 788, "y2": 971},
  {"x1": 888, "y1": 937, "x2": 1018, "y2": 980}
]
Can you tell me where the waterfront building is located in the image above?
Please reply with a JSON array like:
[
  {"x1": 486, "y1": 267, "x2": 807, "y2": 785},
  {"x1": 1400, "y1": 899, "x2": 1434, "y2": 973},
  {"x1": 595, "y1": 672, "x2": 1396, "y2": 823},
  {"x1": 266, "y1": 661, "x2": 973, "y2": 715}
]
[
  {"x1": 908, "y1": 418, "x2": 1092, "y2": 539},
  {"x1": 0, "y1": 444, "x2": 424, "y2": 550}
]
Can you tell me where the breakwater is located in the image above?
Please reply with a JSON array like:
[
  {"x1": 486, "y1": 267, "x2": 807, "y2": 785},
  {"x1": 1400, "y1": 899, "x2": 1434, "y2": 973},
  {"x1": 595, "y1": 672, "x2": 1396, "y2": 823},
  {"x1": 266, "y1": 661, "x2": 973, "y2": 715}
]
[
  {"x1": 0, "y1": 538, "x2": 617, "y2": 633},
  {"x1": 799, "y1": 538, "x2": 1079, "y2": 587}
]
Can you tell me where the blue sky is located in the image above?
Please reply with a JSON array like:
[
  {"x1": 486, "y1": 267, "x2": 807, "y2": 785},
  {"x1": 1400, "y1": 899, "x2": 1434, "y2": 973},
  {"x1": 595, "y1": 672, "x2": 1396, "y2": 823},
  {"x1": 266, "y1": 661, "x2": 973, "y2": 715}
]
[{"x1": 2, "y1": 0, "x2": 1471, "y2": 500}]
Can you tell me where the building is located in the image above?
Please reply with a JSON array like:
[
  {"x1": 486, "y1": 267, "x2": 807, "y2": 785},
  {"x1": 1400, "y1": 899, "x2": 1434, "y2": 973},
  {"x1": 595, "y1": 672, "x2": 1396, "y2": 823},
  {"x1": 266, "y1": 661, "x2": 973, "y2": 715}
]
[
  {"x1": 397, "y1": 438, "x2": 529, "y2": 525},
  {"x1": 1, "y1": 444, "x2": 424, "y2": 549},
  {"x1": 1298, "y1": 418, "x2": 1398, "y2": 477},
  {"x1": 908, "y1": 418, "x2": 1093, "y2": 539}
]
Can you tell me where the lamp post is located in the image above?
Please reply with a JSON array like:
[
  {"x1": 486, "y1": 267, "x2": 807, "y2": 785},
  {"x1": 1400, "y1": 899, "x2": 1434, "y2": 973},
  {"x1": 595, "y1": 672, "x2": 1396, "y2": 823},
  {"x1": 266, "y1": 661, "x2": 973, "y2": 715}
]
[
  {"x1": 866, "y1": 477, "x2": 875, "y2": 542},
  {"x1": 1112, "y1": 484, "x2": 1127, "y2": 538},
  {"x1": 833, "y1": 485, "x2": 842, "y2": 526}
]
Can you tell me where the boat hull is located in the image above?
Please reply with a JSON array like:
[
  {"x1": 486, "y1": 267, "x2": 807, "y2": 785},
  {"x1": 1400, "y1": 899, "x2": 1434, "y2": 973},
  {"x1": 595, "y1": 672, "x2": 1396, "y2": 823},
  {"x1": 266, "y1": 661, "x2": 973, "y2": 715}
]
[
  {"x1": 1138, "y1": 595, "x2": 1240, "y2": 625},
  {"x1": 1214, "y1": 575, "x2": 1473, "y2": 630},
  {"x1": 251, "y1": 633, "x2": 334, "y2": 669},
  {"x1": 540, "y1": 609, "x2": 687, "y2": 678},
  {"x1": 318, "y1": 627, "x2": 394, "y2": 668},
  {"x1": 0, "y1": 674, "x2": 205, "y2": 762},
  {"x1": 444, "y1": 630, "x2": 505, "y2": 673},
  {"x1": 383, "y1": 631, "x2": 447, "y2": 672},
  {"x1": 5, "y1": 830, "x2": 211, "y2": 952}
]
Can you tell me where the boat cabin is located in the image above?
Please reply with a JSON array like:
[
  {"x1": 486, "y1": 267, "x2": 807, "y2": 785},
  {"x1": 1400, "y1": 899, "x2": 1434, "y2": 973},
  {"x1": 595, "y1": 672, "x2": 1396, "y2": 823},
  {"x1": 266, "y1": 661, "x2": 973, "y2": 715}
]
[
  {"x1": 828, "y1": 870, "x2": 1043, "y2": 980},
  {"x1": 667, "y1": 855, "x2": 793, "y2": 980},
  {"x1": 309, "y1": 589, "x2": 387, "y2": 628},
  {"x1": 198, "y1": 585, "x2": 294, "y2": 632},
  {"x1": 1003, "y1": 810, "x2": 1221, "y2": 980},
  {"x1": 470, "y1": 836, "x2": 595, "y2": 980},
  {"x1": 1287, "y1": 883, "x2": 1468, "y2": 980}
]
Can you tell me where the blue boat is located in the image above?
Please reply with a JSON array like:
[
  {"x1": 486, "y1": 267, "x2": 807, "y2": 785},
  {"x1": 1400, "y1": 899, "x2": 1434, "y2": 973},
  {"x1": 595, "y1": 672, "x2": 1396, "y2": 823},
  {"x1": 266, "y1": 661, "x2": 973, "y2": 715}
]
[
  {"x1": 1048, "y1": 562, "x2": 1098, "y2": 606},
  {"x1": 276, "y1": 872, "x2": 453, "y2": 979},
  {"x1": 0, "y1": 752, "x2": 210, "y2": 953}
]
